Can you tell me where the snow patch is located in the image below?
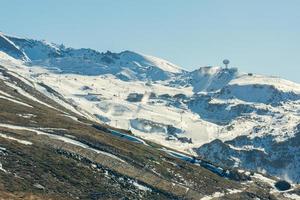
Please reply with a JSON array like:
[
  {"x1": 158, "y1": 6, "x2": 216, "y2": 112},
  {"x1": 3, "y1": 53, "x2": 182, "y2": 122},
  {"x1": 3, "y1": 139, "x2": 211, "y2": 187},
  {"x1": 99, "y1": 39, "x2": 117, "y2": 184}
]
[
  {"x1": 129, "y1": 180, "x2": 152, "y2": 192},
  {"x1": 200, "y1": 188, "x2": 242, "y2": 200},
  {"x1": 0, "y1": 94, "x2": 33, "y2": 108},
  {"x1": 0, "y1": 162, "x2": 7, "y2": 173},
  {"x1": 0, "y1": 133, "x2": 32, "y2": 145}
]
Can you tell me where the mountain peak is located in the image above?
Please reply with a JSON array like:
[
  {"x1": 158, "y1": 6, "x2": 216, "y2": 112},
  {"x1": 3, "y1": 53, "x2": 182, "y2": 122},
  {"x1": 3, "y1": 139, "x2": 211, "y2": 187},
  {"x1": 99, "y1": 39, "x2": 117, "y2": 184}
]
[{"x1": 119, "y1": 50, "x2": 184, "y2": 74}]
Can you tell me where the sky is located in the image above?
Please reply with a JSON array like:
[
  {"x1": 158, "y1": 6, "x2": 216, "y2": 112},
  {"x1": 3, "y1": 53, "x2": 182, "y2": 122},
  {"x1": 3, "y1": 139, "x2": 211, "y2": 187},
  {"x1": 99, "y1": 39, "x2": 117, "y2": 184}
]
[{"x1": 1, "y1": 0, "x2": 299, "y2": 82}]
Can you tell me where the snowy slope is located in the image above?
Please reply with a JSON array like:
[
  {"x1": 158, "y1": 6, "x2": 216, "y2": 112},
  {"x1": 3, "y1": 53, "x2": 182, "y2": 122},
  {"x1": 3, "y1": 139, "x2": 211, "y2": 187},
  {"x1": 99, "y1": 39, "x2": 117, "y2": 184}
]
[
  {"x1": 1, "y1": 62, "x2": 298, "y2": 200},
  {"x1": 1, "y1": 33, "x2": 300, "y2": 184},
  {"x1": 169, "y1": 66, "x2": 239, "y2": 93}
]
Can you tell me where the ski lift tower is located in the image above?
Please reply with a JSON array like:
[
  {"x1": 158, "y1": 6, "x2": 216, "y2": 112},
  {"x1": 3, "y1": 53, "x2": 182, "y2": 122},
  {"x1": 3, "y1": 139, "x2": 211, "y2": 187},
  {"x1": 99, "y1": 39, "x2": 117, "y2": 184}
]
[{"x1": 223, "y1": 59, "x2": 230, "y2": 69}]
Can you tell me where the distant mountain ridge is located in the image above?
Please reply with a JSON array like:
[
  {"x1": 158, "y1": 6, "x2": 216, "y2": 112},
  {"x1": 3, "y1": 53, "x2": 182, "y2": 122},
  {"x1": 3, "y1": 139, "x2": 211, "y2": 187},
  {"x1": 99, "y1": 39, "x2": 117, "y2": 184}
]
[{"x1": 1, "y1": 32, "x2": 185, "y2": 81}]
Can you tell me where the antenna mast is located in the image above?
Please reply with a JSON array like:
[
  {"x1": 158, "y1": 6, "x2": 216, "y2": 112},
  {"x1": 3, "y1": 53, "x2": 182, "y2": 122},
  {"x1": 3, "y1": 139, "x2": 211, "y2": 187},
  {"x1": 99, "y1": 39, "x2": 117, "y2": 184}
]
[{"x1": 223, "y1": 59, "x2": 230, "y2": 69}]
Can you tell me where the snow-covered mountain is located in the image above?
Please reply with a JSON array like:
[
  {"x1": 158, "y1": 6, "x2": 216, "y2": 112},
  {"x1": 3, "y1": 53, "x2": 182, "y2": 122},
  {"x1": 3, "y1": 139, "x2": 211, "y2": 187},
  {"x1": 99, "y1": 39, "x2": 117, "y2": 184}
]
[
  {"x1": 2, "y1": 32, "x2": 184, "y2": 81},
  {"x1": 1, "y1": 32, "x2": 300, "y2": 186}
]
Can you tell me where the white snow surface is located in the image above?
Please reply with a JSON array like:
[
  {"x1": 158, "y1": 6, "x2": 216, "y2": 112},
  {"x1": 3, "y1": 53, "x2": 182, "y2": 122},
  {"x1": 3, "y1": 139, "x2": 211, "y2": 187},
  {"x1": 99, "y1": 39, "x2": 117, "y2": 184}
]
[
  {"x1": 200, "y1": 189, "x2": 243, "y2": 200},
  {"x1": 141, "y1": 54, "x2": 183, "y2": 73},
  {"x1": 129, "y1": 180, "x2": 152, "y2": 192},
  {"x1": 0, "y1": 162, "x2": 7, "y2": 173}
]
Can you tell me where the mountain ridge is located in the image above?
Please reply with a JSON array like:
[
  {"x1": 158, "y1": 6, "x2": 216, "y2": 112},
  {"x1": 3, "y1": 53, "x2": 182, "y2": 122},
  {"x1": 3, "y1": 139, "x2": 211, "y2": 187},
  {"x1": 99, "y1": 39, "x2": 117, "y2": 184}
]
[{"x1": 1, "y1": 33, "x2": 186, "y2": 82}]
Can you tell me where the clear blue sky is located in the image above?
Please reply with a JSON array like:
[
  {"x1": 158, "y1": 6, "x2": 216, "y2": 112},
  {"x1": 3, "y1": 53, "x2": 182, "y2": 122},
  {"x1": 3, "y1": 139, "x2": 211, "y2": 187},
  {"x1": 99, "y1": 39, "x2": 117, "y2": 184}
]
[{"x1": 1, "y1": 0, "x2": 299, "y2": 82}]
